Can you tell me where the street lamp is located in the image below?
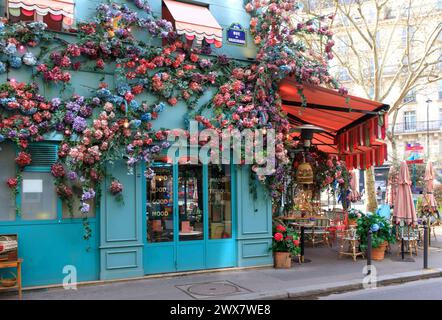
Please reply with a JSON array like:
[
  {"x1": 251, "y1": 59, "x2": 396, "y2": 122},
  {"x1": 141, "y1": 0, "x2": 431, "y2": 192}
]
[{"x1": 426, "y1": 98, "x2": 432, "y2": 160}]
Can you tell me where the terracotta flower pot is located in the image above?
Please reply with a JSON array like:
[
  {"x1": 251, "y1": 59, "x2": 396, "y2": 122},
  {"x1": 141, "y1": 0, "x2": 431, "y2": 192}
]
[
  {"x1": 274, "y1": 252, "x2": 291, "y2": 268},
  {"x1": 371, "y1": 241, "x2": 388, "y2": 261}
]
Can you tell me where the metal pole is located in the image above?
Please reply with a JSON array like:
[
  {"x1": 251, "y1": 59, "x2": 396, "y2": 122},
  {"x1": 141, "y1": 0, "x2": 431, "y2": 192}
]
[
  {"x1": 424, "y1": 220, "x2": 429, "y2": 269},
  {"x1": 426, "y1": 99, "x2": 432, "y2": 160},
  {"x1": 367, "y1": 230, "x2": 372, "y2": 275},
  {"x1": 300, "y1": 226, "x2": 305, "y2": 263}
]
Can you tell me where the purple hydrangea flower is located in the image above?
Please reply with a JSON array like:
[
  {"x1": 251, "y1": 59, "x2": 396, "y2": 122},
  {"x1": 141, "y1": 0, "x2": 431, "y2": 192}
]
[
  {"x1": 81, "y1": 189, "x2": 96, "y2": 201},
  {"x1": 80, "y1": 202, "x2": 90, "y2": 213},
  {"x1": 67, "y1": 171, "x2": 78, "y2": 181},
  {"x1": 72, "y1": 116, "x2": 87, "y2": 132}
]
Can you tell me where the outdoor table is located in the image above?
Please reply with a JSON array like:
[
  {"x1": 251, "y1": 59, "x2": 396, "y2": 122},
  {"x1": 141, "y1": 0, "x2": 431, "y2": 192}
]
[{"x1": 288, "y1": 221, "x2": 315, "y2": 263}]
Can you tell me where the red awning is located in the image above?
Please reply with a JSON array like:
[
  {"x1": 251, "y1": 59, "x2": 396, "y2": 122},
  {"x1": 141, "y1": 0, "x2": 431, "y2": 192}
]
[
  {"x1": 162, "y1": 0, "x2": 222, "y2": 48},
  {"x1": 279, "y1": 78, "x2": 390, "y2": 170}
]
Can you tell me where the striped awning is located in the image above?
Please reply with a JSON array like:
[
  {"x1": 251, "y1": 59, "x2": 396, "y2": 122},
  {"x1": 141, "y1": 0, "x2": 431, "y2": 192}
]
[
  {"x1": 162, "y1": 0, "x2": 222, "y2": 48},
  {"x1": 8, "y1": 0, "x2": 74, "y2": 26}
]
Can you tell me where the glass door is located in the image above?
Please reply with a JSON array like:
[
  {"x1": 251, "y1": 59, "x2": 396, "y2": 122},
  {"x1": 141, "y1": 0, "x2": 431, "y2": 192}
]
[
  {"x1": 146, "y1": 164, "x2": 174, "y2": 243},
  {"x1": 144, "y1": 162, "x2": 236, "y2": 274},
  {"x1": 178, "y1": 165, "x2": 204, "y2": 241}
]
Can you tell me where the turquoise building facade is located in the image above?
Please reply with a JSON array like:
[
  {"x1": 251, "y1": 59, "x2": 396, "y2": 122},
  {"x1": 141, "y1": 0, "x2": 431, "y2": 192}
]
[{"x1": 0, "y1": 0, "x2": 274, "y2": 287}]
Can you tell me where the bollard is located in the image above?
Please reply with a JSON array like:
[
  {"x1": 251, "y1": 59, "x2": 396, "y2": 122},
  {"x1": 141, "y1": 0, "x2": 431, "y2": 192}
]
[
  {"x1": 367, "y1": 229, "x2": 372, "y2": 275},
  {"x1": 423, "y1": 221, "x2": 429, "y2": 269}
]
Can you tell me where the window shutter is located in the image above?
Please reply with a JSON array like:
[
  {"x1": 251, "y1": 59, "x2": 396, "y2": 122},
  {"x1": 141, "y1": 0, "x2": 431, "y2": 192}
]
[{"x1": 27, "y1": 143, "x2": 58, "y2": 168}]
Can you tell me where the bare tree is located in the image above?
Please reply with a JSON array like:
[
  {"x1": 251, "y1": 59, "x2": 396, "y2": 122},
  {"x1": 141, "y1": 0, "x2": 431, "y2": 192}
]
[{"x1": 303, "y1": 0, "x2": 442, "y2": 212}]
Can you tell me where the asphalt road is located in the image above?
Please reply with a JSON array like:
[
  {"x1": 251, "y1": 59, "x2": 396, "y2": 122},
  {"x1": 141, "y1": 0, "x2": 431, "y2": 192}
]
[{"x1": 321, "y1": 277, "x2": 442, "y2": 300}]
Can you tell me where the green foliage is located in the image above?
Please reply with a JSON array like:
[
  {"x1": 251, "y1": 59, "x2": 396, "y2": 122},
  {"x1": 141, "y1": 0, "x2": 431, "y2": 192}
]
[
  {"x1": 270, "y1": 223, "x2": 301, "y2": 256},
  {"x1": 356, "y1": 213, "x2": 395, "y2": 251}
]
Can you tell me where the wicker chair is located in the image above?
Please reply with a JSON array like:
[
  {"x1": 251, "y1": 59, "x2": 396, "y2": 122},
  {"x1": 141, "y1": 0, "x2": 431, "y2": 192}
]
[
  {"x1": 338, "y1": 227, "x2": 365, "y2": 261},
  {"x1": 396, "y1": 224, "x2": 419, "y2": 257}
]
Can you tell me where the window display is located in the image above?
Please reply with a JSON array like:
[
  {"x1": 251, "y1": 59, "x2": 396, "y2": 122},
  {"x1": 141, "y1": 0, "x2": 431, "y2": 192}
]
[
  {"x1": 178, "y1": 165, "x2": 203, "y2": 241},
  {"x1": 147, "y1": 164, "x2": 174, "y2": 242},
  {"x1": 208, "y1": 165, "x2": 232, "y2": 239}
]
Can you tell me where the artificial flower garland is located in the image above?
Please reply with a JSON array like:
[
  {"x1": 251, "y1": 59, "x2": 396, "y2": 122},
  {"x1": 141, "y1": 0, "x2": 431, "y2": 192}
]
[{"x1": 0, "y1": 0, "x2": 349, "y2": 239}]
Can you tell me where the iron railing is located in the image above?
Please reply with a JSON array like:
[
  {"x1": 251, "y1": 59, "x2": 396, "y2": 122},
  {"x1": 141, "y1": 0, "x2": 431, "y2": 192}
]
[{"x1": 390, "y1": 120, "x2": 442, "y2": 134}]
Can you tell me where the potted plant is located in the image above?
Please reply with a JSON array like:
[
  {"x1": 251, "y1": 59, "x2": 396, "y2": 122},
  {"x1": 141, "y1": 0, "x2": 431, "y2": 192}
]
[
  {"x1": 348, "y1": 208, "x2": 363, "y2": 227},
  {"x1": 356, "y1": 213, "x2": 395, "y2": 261},
  {"x1": 271, "y1": 224, "x2": 301, "y2": 268}
]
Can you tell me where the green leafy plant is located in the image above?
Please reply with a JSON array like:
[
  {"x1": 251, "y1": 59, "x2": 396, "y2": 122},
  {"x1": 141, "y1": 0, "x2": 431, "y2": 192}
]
[
  {"x1": 270, "y1": 224, "x2": 301, "y2": 256},
  {"x1": 356, "y1": 213, "x2": 395, "y2": 251}
]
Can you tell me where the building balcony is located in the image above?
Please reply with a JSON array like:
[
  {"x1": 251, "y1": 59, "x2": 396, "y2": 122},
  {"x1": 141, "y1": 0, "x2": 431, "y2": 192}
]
[{"x1": 390, "y1": 120, "x2": 442, "y2": 134}]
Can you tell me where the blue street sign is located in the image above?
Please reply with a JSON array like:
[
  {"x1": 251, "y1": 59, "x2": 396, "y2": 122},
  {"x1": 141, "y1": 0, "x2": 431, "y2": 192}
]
[{"x1": 227, "y1": 23, "x2": 246, "y2": 46}]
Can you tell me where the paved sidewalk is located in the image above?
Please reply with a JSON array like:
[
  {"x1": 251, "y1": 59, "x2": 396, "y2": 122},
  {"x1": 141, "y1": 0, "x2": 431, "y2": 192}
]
[{"x1": 2, "y1": 229, "x2": 442, "y2": 300}]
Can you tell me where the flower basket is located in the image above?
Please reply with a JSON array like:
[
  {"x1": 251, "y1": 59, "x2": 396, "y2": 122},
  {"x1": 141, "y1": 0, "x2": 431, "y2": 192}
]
[
  {"x1": 274, "y1": 252, "x2": 291, "y2": 268},
  {"x1": 0, "y1": 272, "x2": 17, "y2": 288}
]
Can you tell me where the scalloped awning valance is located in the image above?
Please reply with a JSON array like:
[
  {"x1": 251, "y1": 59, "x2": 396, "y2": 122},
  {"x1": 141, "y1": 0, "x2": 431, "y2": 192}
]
[
  {"x1": 162, "y1": 0, "x2": 222, "y2": 48},
  {"x1": 8, "y1": 0, "x2": 74, "y2": 25}
]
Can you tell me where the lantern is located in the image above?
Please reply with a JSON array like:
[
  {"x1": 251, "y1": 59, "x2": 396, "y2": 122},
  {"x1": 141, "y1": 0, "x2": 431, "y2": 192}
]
[{"x1": 296, "y1": 161, "x2": 314, "y2": 184}]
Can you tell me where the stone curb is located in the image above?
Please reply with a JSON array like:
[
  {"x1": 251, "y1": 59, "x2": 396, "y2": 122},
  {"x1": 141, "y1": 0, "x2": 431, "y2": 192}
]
[{"x1": 220, "y1": 268, "x2": 442, "y2": 300}]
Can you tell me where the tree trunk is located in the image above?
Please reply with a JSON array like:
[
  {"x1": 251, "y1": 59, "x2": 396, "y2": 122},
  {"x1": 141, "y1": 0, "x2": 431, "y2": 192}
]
[{"x1": 365, "y1": 167, "x2": 378, "y2": 213}]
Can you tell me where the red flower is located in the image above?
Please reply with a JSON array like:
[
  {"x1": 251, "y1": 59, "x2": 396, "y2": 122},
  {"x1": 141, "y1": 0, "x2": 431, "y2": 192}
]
[
  {"x1": 15, "y1": 152, "x2": 32, "y2": 167},
  {"x1": 51, "y1": 162, "x2": 65, "y2": 178},
  {"x1": 95, "y1": 59, "x2": 104, "y2": 69},
  {"x1": 168, "y1": 97, "x2": 178, "y2": 106},
  {"x1": 293, "y1": 239, "x2": 300, "y2": 247},
  {"x1": 109, "y1": 180, "x2": 123, "y2": 195},
  {"x1": 56, "y1": 184, "x2": 73, "y2": 199},
  {"x1": 276, "y1": 224, "x2": 286, "y2": 233},
  {"x1": 6, "y1": 178, "x2": 18, "y2": 189},
  {"x1": 274, "y1": 232, "x2": 283, "y2": 242}
]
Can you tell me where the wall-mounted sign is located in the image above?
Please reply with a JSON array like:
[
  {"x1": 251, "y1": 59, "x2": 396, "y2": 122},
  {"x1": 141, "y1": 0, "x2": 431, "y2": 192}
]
[
  {"x1": 405, "y1": 142, "x2": 424, "y2": 164},
  {"x1": 227, "y1": 23, "x2": 246, "y2": 46}
]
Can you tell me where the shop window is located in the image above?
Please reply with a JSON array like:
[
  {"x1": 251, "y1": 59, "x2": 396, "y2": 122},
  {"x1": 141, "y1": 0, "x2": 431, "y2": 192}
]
[
  {"x1": 20, "y1": 143, "x2": 58, "y2": 221},
  {"x1": 147, "y1": 163, "x2": 174, "y2": 243},
  {"x1": 178, "y1": 164, "x2": 203, "y2": 241},
  {"x1": 21, "y1": 171, "x2": 57, "y2": 220},
  {"x1": 208, "y1": 165, "x2": 232, "y2": 239},
  {"x1": 7, "y1": 0, "x2": 75, "y2": 32},
  {"x1": 0, "y1": 143, "x2": 17, "y2": 221}
]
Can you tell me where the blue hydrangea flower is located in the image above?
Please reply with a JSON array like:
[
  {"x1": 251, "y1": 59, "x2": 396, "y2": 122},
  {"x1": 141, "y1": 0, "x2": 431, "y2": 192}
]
[
  {"x1": 370, "y1": 224, "x2": 380, "y2": 232},
  {"x1": 129, "y1": 100, "x2": 139, "y2": 110},
  {"x1": 141, "y1": 113, "x2": 152, "y2": 122},
  {"x1": 0, "y1": 134, "x2": 5, "y2": 143},
  {"x1": 4, "y1": 43, "x2": 17, "y2": 55},
  {"x1": 154, "y1": 102, "x2": 165, "y2": 113},
  {"x1": 279, "y1": 65, "x2": 291, "y2": 73},
  {"x1": 117, "y1": 83, "x2": 131, "y2": 96},
  {"x1": 96, "y1": 88, "x2": 112, "y2": 100},
  {"x1": 130, "y1": 119, "x2": 141, "y2": 128},
  {"x1": 9, "y1": 56, "x2": 22, "y2": 69},
  {"x1": 0, "y1": 62, "x2": 6, "y2": 74}
]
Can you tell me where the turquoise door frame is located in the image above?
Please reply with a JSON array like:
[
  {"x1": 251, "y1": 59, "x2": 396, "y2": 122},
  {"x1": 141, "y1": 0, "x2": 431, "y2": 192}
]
[{"x1": 143, "y1": 162, "x2": 237, "y2": 274}]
